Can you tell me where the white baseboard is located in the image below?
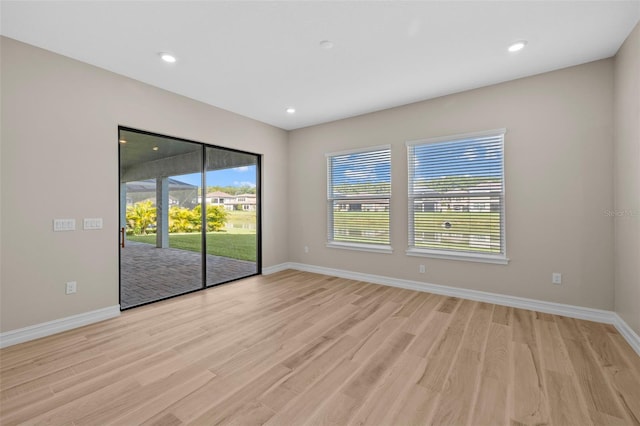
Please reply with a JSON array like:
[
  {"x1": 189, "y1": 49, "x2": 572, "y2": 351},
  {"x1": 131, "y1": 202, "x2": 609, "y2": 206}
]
[
  {"x1": 262, "y1": 263, "x2": 292, "y2": 275},
  {"x1": 0, "y1": 305, "x2": 121, "y2": 349},
  {"x1": 612, "y1": 313, "x2": 640, "y2": 356},
  {"x1": 273, "y1": 262, "x2": 640, "y2": 356},
  {"x1": 3, "y1": 266, "x2": 638, "y2": 357}
]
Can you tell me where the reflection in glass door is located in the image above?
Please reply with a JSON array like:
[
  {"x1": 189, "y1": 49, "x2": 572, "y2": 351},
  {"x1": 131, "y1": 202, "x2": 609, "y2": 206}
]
[
  {"x1": 119, "y1": 129, "x2": 203, "y2": 309},
  {"x1": 205, "y1": 146, "x2": 259, "y2": 286},
  {"x1": 119, "y1": 127, "x2": 261, "y2": 309}
]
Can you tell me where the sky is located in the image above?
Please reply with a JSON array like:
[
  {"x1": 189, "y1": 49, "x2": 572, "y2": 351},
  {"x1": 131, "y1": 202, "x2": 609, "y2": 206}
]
[
  {"x1": 330, "y1": 138, "x2": 502, "y2": 187},
  {"x1": 173, "y1": 165, "x2": 257, "y2": 188},
  {"x1": 331, "y1": 149, "x2": 391, "y2": 185},
  {"x1": 412, "y1": 138, "x2": 503, "y2": 180}
]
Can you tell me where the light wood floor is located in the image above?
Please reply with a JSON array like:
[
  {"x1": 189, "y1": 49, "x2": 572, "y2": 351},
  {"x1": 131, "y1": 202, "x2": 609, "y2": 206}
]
[{"x1": 1, "y1": 270, "x2": 639, "y2": 426}]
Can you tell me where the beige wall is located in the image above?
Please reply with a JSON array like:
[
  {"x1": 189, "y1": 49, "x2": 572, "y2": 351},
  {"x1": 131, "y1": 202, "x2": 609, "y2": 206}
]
[
  {"x1": 288, "y1": 59, "x2": 615, "y2": 311},
  {"x1": 0, "y1": 37, "x2": 289, "y2": 332},
  {"x1": 614, "y1": 22, "x2": 640, "y2": 335},
  {"x1": 3, "y1": 31, "x2": 636, "y2": 335}
]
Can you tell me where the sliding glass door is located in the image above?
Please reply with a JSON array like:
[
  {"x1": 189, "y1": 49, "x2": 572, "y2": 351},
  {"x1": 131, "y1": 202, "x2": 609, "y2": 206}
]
[
  {"x1": 205, "y1": 147, "x2": 259, "y2": 286},
  {"x1": 119, "y1": 128, "x2": 260, "y2": 309}
]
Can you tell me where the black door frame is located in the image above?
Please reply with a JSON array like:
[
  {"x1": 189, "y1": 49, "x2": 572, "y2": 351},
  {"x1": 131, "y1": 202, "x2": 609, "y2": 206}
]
[{"x1": 118, "y1": 126, "x2": 262, "y2": 310}]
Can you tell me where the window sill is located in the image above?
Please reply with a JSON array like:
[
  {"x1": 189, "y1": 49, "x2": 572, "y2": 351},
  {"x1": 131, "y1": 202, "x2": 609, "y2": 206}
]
[
  {"x1": 326, "y1": 242, "x2": 393, "y2": 254},
  {"x1": 406, "y1": 248, "x2": 509, "y2": 265}
]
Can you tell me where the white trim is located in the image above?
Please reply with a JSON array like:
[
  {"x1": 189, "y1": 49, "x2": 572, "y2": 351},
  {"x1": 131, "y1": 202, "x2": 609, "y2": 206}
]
[
  {"x1": 327, "y1": 242, "x2": 393, "y2": 254},
  {"x1": 406, "y1": 248, "x2": 509, "y2": 264},
  {"x1": 612, "y1": 313, "x2": 640, "y2": 356},
  {"x1": 406, "y1": 129, "x2": 507, "y2": 262},
  {"x1": 325, "y1": 144, "x2": 391, "y2": 158},
  {"x1": 327, "y1": 146, "x2": 392, "y2": 249},
  {"x1": 279, "y1": 263, "x2": 640, "y2": 356},
  {"x1": 1, "y1": 270, "x2": 637, "y2": 357},
  {"x1": 286, "y1": 262, "x2": 612, "y2": 321},
  {"x1": 262, "y1": 263, "x2": 292, "y2": 275},
  {"x1": 406, "y1": 128, "x2": 507, "y2": 146},
  {"x1": 0, "y1": 305, "x2": 121, "y2": 349}
]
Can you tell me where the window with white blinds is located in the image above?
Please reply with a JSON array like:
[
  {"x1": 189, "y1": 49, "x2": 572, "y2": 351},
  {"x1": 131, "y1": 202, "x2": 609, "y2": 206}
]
[
  {"x1": 407, "y1": 130, "x2": 507, "y2": 263},
  {"x1": 327, "y1": 146, "x2": 392, "y2": 253}
]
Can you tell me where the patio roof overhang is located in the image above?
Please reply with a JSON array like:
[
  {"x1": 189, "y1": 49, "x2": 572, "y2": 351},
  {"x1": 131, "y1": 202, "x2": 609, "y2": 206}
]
[{"x1": 119, "y1": 129, "x2": 256, "y2": 183}]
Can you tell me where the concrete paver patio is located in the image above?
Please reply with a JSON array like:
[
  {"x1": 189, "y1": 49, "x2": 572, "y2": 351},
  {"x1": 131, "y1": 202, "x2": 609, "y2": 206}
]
[{"x1": 120, "y1": 241, "x2": 257, "y2": 309}]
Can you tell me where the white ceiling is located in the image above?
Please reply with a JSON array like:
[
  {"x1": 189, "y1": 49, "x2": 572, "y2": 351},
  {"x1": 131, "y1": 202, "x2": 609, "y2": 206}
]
[{"x1": 1, "y1": 1, "x2": 639, "y2": 130}]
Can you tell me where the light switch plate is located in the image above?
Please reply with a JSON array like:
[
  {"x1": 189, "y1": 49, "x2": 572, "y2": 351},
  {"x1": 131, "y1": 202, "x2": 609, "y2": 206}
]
[
  {"x1": 83, "y1": 218, "x2": 103, "y2": 230},
  {"x1": 53, "y1": 219, "x2": 76, "y2": 231}
]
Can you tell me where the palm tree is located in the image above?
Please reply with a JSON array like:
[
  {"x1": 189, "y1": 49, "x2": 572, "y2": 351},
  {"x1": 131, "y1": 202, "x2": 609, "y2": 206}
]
[
  {"x1": 193, "y1": 204, "x2": 228, "y2": 232},
  {"x1": 169, "y1": 206, "x2": 199, "y2": 233},
  {"x1": 126, "y1": 201, "x2": 156, "y2": 235}
]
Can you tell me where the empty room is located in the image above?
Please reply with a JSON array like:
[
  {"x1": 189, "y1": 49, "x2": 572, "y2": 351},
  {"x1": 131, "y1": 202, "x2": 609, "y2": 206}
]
[{"x1": 1, "y1": 1, "x2": 639, "y2": 425}]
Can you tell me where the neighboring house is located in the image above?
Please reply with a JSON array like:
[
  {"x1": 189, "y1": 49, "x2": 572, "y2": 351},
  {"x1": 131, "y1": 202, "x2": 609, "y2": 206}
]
[
  {"x1": 333, "y1": 193, "x2": 390, "y2": 213},
  {"x1": 198, "y1": 191, "x2": 233, "y2": 206},
  {"x1": 332, "y1": 186, "x2": 497, "y2": 214},
  {"x1": 414, "y1": 185, "x2": 500, "y2": 213},
  {"x1": 225, "y1": 193, "x2": 257, "y2": 211},
  {"x1": 335, "y1": 200, "x2": 389, "y2": 212}
]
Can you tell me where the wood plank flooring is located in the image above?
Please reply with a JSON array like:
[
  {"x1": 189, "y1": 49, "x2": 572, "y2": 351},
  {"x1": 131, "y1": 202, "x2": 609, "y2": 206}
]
[{"x1": 1, "y1": 270, "x2": 639, "y2": 425}]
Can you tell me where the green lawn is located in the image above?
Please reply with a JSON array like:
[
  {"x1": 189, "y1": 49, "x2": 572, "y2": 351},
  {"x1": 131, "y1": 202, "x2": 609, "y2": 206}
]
[
  {"x1": 227, "y1": 210, "x2": 257, "y2": 224},
  {"x1": 127, "y1": 232, "x2": 257, "y2": 262},
  {"x1": 333, "y1": 211, "x2": 390, "y2": 244},
  {"x1": 127, "y1": 210, "x2": 258, "y2": 261},
  {"x1": 414, "y1": 211, "x2": 501, "y2": 253},
  {"x1": 333, "y1": 210, "x2": 501, "y2": 253}
]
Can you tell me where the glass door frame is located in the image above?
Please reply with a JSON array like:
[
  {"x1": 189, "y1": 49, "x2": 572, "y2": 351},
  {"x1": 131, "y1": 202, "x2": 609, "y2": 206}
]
[{"x1": 118, "y1": 126, "x2": 262, "y2": 310}]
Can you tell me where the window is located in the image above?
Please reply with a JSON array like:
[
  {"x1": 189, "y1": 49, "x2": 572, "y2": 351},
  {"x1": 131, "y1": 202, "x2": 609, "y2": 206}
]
[
  {"x1": 327, "y1": 146, "x2": 392, "y2": 253},
  {"x1": 407, "y1": 129, "x2": 507, "y2": 264}
]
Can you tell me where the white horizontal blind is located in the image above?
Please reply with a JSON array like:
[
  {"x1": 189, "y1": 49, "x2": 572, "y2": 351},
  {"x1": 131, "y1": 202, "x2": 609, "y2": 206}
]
[
  {"x1": 327, "y1": 147, "x2": 391, "y2": 246},
  {"x1": 408, "y1": 131, "x2": 505, "y2": 256}
]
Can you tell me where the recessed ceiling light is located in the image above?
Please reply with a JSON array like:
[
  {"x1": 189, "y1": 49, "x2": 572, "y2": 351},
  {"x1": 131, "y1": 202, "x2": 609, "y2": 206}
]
[
  {"x1": 152, "y1": 146, "x2": 159, "y2": 151},
  {"x1": 508, "y1": 40, "x2": 527, "y2": 53},
  {"x1": 159, "y1": 52, "x2": 176, "y2": 63},
  {"x1": 286, "y1": 107, "x2": 296, "y2": 114},
  {"x1": 319, "y1": 40, "x2": 334, "y2": 50},
  {"x1": 119, "y1": 139, "x2": 127, "y2": 144}
]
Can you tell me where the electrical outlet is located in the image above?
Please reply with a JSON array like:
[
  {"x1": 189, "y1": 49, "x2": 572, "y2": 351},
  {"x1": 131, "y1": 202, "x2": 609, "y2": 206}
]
[
  {"x1": 66, "y1": 281, "x2": 77, "y2": 294},
  {"x1": 552, "y1": 273, "x2": 562, "y2": 285},
  {"x1": 419, "y1": 264, "x2": 426, "y2": 273},
  {"x1": 304, "y1": 246, "x2": 309, "y2": 253}
]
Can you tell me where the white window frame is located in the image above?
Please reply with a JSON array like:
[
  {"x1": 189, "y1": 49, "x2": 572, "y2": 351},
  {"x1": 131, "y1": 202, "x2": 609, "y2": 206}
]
[
  {"x1": 406, "y1": 129, "x2": 508, "y2": 264},
  {"x1": 326, "y1": 145, "x2": 393, "y2": 254}
]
